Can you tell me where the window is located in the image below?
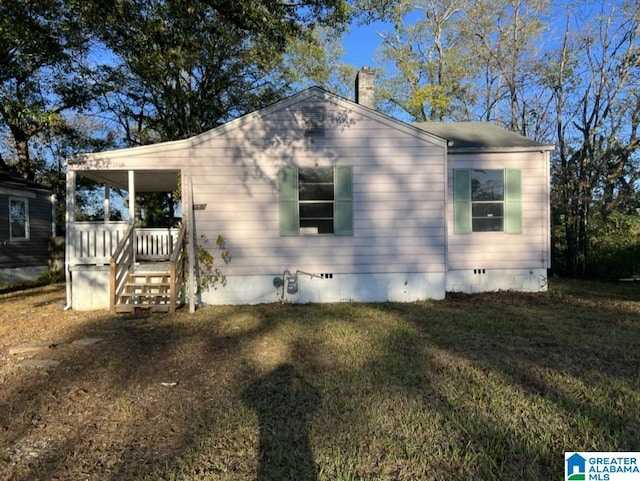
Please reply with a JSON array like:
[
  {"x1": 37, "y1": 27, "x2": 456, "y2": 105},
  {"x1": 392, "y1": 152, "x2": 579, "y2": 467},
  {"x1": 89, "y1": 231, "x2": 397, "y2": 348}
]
[
  {"x1": 9, "y1": 197, "x2": 29, "y2": 240},
  {"x1": 299, "y1": 167, "x2": 334, "y2": 234},
  {"x1": 471, "y1": 170, "x2": 504, "y2": 232},
  {"x1": 454, "y1": 169, "x2": 521, "y2": 234},
  {"x1": 279, "y1": 166, "x2": 353, "y2": 236}
]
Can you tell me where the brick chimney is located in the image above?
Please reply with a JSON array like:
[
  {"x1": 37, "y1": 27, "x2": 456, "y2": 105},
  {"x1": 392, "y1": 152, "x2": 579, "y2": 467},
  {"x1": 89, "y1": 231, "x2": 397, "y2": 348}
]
[{"x1": 355, "y1": 67, "x2": 375, "y2": 109}]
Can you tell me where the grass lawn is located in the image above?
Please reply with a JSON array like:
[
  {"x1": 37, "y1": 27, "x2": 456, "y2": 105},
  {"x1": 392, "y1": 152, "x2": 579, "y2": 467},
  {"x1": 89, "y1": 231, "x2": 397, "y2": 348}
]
[{"x1": 0, "y1": 278, "x2": 639, "y2": 480}]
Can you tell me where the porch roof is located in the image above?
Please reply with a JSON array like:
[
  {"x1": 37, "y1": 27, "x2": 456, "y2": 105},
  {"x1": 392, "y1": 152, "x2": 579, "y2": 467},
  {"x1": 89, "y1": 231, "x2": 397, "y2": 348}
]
[{"x1": 75, "y1": 169, "x2": 180, "y2": 192}]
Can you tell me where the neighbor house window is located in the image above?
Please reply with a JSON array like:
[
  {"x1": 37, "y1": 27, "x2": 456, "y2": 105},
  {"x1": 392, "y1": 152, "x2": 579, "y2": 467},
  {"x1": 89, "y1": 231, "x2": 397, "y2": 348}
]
[
  {"x1": 454, "y1": 169, "x2": 521, "y2": 234},
  {"x1": 279, "y1": 165, "x2": 353, "y2": 236},
  {"x1": 9, "y1": 197, "x2": 29, "y2": 240}
]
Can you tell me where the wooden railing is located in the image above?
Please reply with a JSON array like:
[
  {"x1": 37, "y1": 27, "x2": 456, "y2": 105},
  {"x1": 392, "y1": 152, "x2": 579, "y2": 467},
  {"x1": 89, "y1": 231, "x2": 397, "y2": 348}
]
[
  {"x1": 68, "y1": 223, "x2": 178, "y2": 265},
  {"x1": 136, "y1": 228, "x2": 178, "y2": 260},
  {"x1": 109, "y1": 224, "x2": 135, "y2": 314},
  {"x1": 168, "y1": 223, "x2": 187, "y2": 314},
  {"x1": 68, "y1": 222, "x2": 130, "y2": 265}
]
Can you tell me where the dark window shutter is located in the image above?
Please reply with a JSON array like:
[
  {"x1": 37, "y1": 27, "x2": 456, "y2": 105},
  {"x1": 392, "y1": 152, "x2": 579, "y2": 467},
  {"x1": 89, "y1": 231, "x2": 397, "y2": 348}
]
[
  {"x1": 505, "y1": 169, "x2": 522, "y2": 234},
  {"x1": 453, "y1": 169, "x2": 471, "y2": 234},
  {"x1": 334, "y1": 166, "x2": 353, "y2": 236},
  {"x1": 278, "y1": 166, "x2": 299, "y2": 236}
]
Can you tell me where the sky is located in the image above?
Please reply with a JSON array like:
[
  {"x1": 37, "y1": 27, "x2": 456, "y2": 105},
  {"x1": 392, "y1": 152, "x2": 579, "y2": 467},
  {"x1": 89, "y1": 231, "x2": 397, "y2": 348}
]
[{"x1": 340, "y1": 21, "x2": 387, "y2": 68}]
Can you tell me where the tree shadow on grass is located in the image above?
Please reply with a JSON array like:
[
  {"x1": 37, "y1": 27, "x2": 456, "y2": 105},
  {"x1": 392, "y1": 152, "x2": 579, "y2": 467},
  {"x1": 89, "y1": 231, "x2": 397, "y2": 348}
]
[
  {"x1": 2, "y1": 280, "x2": 639, "y2": 481},
  {"x1": 364, "y1": 283, "x2": 640, "y2": 479},
  {"x1": 243, "y1": 363, "x2": 321, "y2": 481}
]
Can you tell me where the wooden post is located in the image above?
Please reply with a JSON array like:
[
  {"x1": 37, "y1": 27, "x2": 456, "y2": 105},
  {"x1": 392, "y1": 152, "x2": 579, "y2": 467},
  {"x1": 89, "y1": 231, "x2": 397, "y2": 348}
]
[
  {"x1": 64, "y1": 170, "x2": 76, "y2": 309},
  {"x1": 128, "y1": 171, "x2": 135, "y2": 223},
  {"x1": 104, "y1": 183, "x2": 110, "y2": 222},
  {"x1": 186, "y1": 175, "x2": 196, "y2": 313},
  {"x1": 128, "y1": 170, "x2": 136, "y2": 265},
  {"x1": 169, "y1": 260, "x2": 176, "y2": 314}
]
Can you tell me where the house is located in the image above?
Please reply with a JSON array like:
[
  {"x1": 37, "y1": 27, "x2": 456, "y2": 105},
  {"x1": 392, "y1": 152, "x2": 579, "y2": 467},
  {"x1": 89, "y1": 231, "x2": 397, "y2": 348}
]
[
  {"x1": 64, "y1": 69, "x2": 554, "y2": 312},
  {"x1": 566, "y1": 453, "x2": 586, "y2": 479},
  {"x1": 0, "y1": 172, "x2": 56, "y2": 284}
]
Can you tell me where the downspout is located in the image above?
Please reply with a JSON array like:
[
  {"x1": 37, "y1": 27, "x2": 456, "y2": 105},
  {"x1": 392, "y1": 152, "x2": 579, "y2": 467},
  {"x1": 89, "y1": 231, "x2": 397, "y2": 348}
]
[
  {"x1": 545, "y1": 149, "x2": 552, "y2": 271},
  {"x1": 443, "y1": 141, "x2": 450, "y2": 289}
]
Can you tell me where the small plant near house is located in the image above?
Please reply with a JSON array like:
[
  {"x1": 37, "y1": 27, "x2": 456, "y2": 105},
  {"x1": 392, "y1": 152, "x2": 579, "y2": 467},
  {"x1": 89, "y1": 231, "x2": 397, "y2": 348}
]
[{"x1": 195, "y1": 234, "x2": 230, "y2": 293}]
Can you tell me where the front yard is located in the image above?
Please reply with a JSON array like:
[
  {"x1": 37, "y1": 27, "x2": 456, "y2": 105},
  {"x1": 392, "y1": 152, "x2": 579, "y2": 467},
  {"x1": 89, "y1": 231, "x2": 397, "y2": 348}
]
[{"x1": 1, "y1": 279, "x2": 638, "y2": 480}]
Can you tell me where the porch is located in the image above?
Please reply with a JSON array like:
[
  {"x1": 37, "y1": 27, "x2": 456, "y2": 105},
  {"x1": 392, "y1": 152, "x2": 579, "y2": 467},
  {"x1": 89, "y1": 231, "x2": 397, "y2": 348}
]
[
  {"x1": 65, "y1": 167, "x2": 196, "y2": 313},
  {"x1": 67, "y1": 223, "x2": 186, "y2": 313}
]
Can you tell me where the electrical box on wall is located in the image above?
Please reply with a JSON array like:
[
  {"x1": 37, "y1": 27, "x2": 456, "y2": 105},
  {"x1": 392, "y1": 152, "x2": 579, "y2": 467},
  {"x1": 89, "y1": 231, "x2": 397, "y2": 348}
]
[{"x1": 286, "y1": 273, "x2": 298, "y2": 294}]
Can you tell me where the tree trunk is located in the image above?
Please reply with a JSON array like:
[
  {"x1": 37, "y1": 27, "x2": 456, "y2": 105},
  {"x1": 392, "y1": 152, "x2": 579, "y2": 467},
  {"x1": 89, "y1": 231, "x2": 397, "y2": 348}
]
[{"x1": 9, "y1": 125, "x2": 34, "y2": 181}]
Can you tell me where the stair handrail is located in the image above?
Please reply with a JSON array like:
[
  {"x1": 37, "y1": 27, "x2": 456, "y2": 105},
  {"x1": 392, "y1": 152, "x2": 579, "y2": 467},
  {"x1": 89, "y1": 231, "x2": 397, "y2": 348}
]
[
  {"x1": 168, "y1": 223, "x2": 187, "y2": 314},
  {"x1": 110, "y1": 223, "x2": 135, "y2": 313}
]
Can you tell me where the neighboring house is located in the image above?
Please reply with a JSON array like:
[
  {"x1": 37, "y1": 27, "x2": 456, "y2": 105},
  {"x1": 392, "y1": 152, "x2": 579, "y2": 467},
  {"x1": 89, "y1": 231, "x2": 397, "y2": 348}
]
[
  {"x1": 64, "y1": 69, "x2": 554, "y2": 312},
  {"x1": 0, "y1": 172, "x2": 56, "y2": 284}
]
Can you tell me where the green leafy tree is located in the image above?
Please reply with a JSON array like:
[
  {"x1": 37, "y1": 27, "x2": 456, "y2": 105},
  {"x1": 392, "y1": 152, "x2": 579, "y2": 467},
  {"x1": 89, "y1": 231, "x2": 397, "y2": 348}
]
[
  {"x1": 0, "y1": 0, "x2": 96, "y2": 180},
  {"x1": 358, "y1": 0, "x2": 473, "y2": 121},
  {"x1": 85, "y1": 0, "x2": 350, "y2": 144}
]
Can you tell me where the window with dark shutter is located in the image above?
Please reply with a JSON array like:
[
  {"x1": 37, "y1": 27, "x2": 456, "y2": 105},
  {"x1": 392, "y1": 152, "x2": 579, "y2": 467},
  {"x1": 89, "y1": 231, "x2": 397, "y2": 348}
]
[
  {"x1": 278, "y1": 166, "x2": 353, "y2": 236},
  {"x1": 453, "y1": 169, "x2": 521, "y2": 234}
]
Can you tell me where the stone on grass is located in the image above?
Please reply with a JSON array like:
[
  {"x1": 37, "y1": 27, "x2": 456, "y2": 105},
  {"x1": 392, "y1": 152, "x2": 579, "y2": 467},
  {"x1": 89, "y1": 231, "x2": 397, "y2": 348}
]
[
  {"x1": 16, "y1": 359, "x2": 60, "y2": 370},
  {"x1": 71, "y1": 337, "x2": 104, "y2": 346},
  {"x1": 9, "y1": 344, "x2": 52, "y2": 356}
]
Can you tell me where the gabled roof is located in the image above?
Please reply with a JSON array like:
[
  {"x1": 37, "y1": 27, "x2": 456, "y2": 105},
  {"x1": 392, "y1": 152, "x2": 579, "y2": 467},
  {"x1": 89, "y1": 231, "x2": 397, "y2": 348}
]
[
  {"x1": 70, "y1": 87, "x2": 447, "y2": 164},
  {"x1": 414, "y1": 122, "x2": 555, "y2": 152},
  {"x1": 0, "y1": 171, "x2": 52, "y2": 193}
]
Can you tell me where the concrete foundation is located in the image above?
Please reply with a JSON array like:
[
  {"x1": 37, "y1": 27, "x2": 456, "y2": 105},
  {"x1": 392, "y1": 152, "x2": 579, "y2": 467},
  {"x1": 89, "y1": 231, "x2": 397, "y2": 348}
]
[
  {"x1": 69, "y1": 265, "x2": 110, "y2": 310},
  {"x1": 446, "y1": 268, "x2": 548, "y2": 293},
  {"x1": 200, "y1": 272, "x2": 447, "y2": 305}
]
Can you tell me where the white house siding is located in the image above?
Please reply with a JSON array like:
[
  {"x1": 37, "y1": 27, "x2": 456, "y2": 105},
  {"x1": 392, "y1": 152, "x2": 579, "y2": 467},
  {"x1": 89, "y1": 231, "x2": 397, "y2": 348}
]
[
  {"x1": 182, "y1": 93, "x2": 448, "y2": 303},
  {"x1": 445, "y1": 150, "x2": 550, "y2": 293},
  {"x1": 69, "y1": 89, "x2": 552, "y2": 305}
]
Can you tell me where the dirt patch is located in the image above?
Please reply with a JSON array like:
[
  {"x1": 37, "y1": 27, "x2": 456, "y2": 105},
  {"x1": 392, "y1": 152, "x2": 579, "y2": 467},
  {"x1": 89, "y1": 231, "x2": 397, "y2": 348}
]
[{"x1": 0, "y1": 284, "x2": 209, "y2": 480}]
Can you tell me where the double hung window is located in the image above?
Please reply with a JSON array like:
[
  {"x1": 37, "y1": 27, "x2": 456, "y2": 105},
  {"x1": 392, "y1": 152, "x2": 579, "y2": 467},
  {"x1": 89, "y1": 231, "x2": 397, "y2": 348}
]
[
  {"x1": 454, "y1": 169, "x2": 521, "y2": 234},
  {"x1": 279, "y1": 166, "x2": 353, "y2": 236},
  {"x1": 9, "y1": 197, "x2": 29, "y2": 240}
]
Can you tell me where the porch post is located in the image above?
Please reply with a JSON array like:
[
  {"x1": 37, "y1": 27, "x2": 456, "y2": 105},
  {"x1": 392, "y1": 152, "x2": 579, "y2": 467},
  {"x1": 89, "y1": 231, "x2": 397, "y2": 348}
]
[
  {"x1": 104, "y1": 183, "x2": 110, "y2": 223},
  {"x1": 65, "y1": 170, "x2": 76, "y2": 309},
  {"x1": 186, "y1": 174, "x2": 196, "y2": 313},
  {"x1": 128, "y1": 171, "x2": 135, "y2": 222},
  {"x1": 128, "y1": 171, "x2": 136, "y2": 265}
]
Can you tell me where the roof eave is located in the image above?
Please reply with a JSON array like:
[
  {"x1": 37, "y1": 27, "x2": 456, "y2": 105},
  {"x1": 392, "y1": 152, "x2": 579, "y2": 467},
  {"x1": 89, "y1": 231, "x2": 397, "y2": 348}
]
[{"x1": 448, "y1": 145, "x2": 556, "y2": 154}]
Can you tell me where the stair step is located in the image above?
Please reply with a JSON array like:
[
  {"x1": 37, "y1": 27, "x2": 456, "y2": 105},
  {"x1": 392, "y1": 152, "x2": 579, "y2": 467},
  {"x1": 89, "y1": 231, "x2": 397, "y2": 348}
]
[
  {"x1": 129, "y1": 275, "x2": 170, "y2": 281},
  {"x1": 115, "y1": 304, "x2": 171, "y2": 313},
  {"x1": 119, "y1": 292, "x2": 170, "y2": 299},
  {"x1": 125, "y1": 283, "x2": 171, "y2": 290},
  {"x1": 131, "y1": 270, "x2": 170, "y2": 276}
]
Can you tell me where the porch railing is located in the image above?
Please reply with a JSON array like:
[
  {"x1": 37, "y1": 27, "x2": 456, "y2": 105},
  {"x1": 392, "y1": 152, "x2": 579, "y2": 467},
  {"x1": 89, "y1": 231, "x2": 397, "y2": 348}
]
[
  {"x1": 68, "y1": 222, "x2": 179, "y2": 265},
  {"x1": 168, "y1": 223, "x2": 187, "y2": 314},
  {"x1": 109, "y1": 224, "x2": 135, "y2": 314},
  {"x1": 137, "y1": 228, "x2": 178, "y2": 261},
  {"x1": 68, "y1": 222, "x2": 130, "y2": 265}
]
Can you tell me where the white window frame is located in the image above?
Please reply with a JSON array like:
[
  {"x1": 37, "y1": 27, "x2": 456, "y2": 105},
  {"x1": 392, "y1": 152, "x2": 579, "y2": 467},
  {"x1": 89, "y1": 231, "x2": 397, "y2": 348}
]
[
  {"x1": 9, "y1": 196, "x2": 30, "y2": 240},
  {"x1": 471, "y1": 169, "x2": 505, "y2": 232},
  {"x1": 298, "y1": 167, "x2": 335, "y2": 235}
]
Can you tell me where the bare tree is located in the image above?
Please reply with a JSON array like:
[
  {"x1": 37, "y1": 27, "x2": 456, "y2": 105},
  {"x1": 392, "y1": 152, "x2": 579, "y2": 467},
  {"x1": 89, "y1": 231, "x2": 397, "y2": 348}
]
[{"x1": 550, "y1": 1, "x2": 640, "y2": 276}]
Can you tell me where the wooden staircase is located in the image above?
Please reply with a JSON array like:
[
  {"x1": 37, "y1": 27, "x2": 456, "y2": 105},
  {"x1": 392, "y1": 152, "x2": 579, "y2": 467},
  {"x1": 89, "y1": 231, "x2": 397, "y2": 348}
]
[
  {"x1": 116, "y1": 268, "x2": 172, "y2": 313},
  {"x1": 110, "y1": 224, "x2": 187, "y2": 314}
]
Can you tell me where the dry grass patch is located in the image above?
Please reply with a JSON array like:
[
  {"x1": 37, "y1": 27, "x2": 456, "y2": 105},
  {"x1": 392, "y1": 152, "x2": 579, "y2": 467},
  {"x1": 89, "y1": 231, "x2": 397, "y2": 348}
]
[{"x1": 0, "y1": 279, "x2": 639, "y2": 480}]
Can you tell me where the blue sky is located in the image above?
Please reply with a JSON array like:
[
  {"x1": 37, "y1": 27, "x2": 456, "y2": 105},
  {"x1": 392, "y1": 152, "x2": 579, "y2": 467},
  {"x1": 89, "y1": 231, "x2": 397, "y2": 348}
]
[{"x1": 341, "y1": 21, "x2": 387, "y2": 67}]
